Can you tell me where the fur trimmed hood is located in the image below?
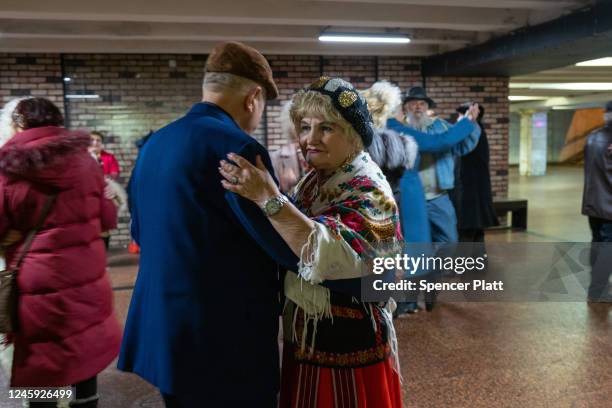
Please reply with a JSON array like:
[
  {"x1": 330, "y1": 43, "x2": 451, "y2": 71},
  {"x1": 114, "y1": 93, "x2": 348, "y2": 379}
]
[
  {"x1": 0, "y1": 126, "x2": 92, "y2": 188},
  {"x1": 368, "y1": 127, "x2": 418, "y2": 171}
]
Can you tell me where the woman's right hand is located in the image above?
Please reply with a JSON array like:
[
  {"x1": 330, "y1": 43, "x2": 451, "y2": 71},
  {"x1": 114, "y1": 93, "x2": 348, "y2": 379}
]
[{"x1": 219, "y1": 153, "x2": 280, "y2": 207}]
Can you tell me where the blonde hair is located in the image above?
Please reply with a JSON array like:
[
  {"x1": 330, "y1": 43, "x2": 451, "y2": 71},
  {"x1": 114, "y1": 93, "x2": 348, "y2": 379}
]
[
  {"x1": 360, "y1": 81, "x2": 402, "y2": 129},
  {"x1": 289, "y1": 89, "x2": 364, "y2": 153},
  {"x1": 0, "y1": 97, "x2": 28, "y2": 148}
]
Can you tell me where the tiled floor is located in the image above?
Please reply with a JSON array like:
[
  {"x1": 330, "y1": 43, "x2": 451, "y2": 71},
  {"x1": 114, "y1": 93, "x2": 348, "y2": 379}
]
[{"x1": 1, "y1": 165, "x2": 610, "y2": 407}]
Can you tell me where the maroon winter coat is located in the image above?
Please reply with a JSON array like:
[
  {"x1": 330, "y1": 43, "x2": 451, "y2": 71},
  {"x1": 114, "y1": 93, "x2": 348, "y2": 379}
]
[{"x1": 0, "y1": 126, "x2": 122, "y2": 387}]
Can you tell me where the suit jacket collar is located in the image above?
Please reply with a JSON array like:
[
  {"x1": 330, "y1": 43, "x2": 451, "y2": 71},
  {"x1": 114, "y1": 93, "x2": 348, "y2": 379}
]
[{"x1": 188, "y1": 102, "x2": 241, "y2": 131}]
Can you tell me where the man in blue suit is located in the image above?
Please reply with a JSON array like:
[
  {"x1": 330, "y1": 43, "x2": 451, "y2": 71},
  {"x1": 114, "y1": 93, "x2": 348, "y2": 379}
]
[{"x1": 118, "y1": 42, "x2": 298, "y2": 407}]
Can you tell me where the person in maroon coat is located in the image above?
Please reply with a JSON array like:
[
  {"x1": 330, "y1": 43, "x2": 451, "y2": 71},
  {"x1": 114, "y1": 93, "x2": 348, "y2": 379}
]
[{"x1": 0, "y1": 97, "x2": 121, "y2": 408}]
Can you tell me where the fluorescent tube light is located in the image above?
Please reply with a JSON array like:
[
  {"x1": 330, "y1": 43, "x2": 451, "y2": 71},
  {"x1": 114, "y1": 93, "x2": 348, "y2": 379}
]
[
  {"x1": 508, "y1": 96, "x2": 548, "y2": 101},
  {"x1": 576, "y1": 57, "x2": 612, "y2": 67},
  {"x1": 510, "y1": 83, "x2": 612, "y2": 91},
  {"x1": 65, "y1": 94, "x2": 100, "y2": 99},
  {"x1": 319, "y1": 33, "x2": 410, "y2": 44}
]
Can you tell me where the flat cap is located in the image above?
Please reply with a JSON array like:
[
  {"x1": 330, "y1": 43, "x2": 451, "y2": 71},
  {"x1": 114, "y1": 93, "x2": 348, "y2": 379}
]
[{"x1": 205, "y1": 41, "x2": 278, "y2": 100}]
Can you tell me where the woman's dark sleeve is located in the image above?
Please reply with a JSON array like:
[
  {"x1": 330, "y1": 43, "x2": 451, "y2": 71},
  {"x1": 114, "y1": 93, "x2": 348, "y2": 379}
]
[{"x1": 224, "y1": 142, "x2": 299, "y2": 272}]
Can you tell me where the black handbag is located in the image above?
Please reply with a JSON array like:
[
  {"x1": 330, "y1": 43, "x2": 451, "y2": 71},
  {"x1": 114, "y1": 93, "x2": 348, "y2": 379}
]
[{"x1": 0, "y1": 194, "x2": 56, "y2": 333}]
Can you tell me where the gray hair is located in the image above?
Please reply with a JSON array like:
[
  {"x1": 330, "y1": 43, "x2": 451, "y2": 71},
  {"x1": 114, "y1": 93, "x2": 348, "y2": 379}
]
[
  {"x1": 203, "y1": 72, "x2": 260, "y2": 96},
  {"x1": 0, "y1": 97, "x2": 28, "y2": 148}
]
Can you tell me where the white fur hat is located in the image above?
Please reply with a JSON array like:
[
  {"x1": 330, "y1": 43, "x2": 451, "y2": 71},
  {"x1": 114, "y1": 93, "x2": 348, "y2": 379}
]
[{"x1": 360, "y1": 81, "x2": 402, "y2": 129}]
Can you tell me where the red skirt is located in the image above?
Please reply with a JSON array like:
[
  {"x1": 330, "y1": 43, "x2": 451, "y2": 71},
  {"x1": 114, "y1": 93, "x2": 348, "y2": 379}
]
[{"x1": 280, "y1": 344, "x2": 403, "y2": 408}]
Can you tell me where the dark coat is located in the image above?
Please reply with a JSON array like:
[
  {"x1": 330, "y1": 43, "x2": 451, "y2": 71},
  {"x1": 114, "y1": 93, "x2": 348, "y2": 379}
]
[
  {"x1": 0, "y1": 126, "x2": 121, "y2": 387},
  {"x1": 451, "y1": 125, "x2": 499, "y2": 229},
  {"x1": 582, "y1": 124, "x2": 612, "y2": 221},
  {"x1": 117, "y1": 103, "x2": 298, "y2": 406}
]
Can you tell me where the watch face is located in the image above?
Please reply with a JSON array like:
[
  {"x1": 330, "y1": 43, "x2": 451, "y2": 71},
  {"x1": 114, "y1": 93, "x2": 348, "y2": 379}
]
[{"x1": 266, "y1": 199, "x2": 282, "y2": 215}]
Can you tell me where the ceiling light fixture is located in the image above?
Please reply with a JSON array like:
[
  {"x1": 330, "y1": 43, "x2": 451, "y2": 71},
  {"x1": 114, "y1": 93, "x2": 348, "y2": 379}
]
[
  {"x1": 575, "y1": 57, "x2": 612, "y2": 67},
  {"x1": 319, "y1": 33, "x2": 410, "y2": 44},
  {"x1": 508, "y1": 96, "x2": 548, "y2": 101},
  {"x1": 65, "y1": 94, "x2": 100, "y2": 99},
  {"x1": 510, "y1": 83, "x2": 612, "y2": 91}
]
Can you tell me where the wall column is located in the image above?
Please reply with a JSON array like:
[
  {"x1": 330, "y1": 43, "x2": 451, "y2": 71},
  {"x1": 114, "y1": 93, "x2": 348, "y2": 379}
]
[{"x1": 519, "y1": 110, "x2": 548, "y2": 176}]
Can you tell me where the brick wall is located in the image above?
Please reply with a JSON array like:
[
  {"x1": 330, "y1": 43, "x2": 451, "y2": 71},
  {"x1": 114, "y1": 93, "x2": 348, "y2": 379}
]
[
  {"x1": 0, "y1": 53, "x2": 64, "y2": 109},
  {"x1": 62, "y1": 54, "x2": 208, "y2": 246},
  {"x1": 266, "y1": 55, "x2": 321, "y2": 150},
  {"x1": 0, "y1": 53, "x2": 509, "y2": 248},
  {"x1": 377, "y1": 57, "x2": 422, "y2": 89}
]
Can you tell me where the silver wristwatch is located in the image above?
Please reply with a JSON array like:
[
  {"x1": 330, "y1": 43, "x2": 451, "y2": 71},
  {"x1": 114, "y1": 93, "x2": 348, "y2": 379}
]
[{"x1": 261, "y1": 194, "x2": 289, "y2": 217}]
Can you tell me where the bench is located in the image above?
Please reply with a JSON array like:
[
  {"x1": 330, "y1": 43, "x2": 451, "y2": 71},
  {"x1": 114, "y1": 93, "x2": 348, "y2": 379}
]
[{"x1": 493, "y1": 198, "x2": 528, "y2": 230}]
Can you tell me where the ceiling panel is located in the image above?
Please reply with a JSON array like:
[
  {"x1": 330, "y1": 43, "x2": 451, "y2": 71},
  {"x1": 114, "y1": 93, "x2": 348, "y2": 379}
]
[{"x1": 0, "y1": 0, "x2": 592, "y2": 55}]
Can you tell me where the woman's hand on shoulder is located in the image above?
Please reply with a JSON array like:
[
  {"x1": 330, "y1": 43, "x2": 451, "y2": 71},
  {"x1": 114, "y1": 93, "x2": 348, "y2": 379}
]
[{"x1": 219, "y1": 153, "x2": 280, "y2": 205}]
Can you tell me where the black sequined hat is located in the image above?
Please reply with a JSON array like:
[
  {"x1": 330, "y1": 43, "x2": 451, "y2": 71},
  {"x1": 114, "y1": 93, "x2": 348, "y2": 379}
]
[{"x1": 306, "y1": 76, "x2": 375, "y2": 147}]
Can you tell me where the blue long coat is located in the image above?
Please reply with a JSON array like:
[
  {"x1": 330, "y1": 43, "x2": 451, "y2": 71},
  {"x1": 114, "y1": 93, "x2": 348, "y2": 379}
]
[{"x1": 118, "y1": 103, "x2": 298, "y2": 407}]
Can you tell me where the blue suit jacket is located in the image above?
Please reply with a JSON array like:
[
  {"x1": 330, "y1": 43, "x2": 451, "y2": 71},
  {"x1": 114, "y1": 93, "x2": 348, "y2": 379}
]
[{"x1": 118, "y1": 103, "x2": 298, "y2": 406}]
